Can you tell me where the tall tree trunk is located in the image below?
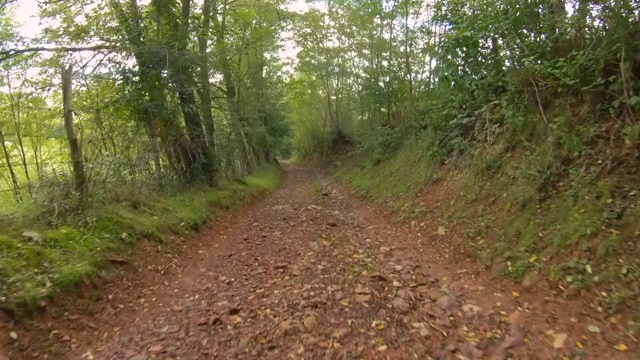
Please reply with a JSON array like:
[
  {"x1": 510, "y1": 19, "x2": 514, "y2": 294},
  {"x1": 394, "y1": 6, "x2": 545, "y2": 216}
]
[
  {"x1": 198, "y1": 0, "x2": 217, "y2": 155},
  {"x1": 403, "y1": 0, "x2": 414, "y2": 118},
  {"x1": 5, "y1": 78, "x2": 32, "y2": 196},
  {"x1": 0, "y1": 126, "x2": 21, "y2": 203},
  {"x1": 212, "y1": 0, "x2": 254, "y2": 173},
  {"x1": 62, "y1": 65, "x2": 88, "y2": 200},
  {"x1": 147, "y1": 109, "x2": 163, "y2": 187},
  {"x1": 170, "y1": 0, "x2": 216, "y2": 182}
]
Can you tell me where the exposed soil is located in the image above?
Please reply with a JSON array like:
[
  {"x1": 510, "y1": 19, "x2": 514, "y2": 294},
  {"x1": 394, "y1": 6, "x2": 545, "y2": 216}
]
[{"x1": 0, "y1": 166, "x2": 636, "y2": 359}]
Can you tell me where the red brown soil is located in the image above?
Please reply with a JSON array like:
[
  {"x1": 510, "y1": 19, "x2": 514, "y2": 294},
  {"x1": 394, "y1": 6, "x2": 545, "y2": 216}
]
[{"x1": 0, "y1": 166, "x2": 636, "y2": 359}]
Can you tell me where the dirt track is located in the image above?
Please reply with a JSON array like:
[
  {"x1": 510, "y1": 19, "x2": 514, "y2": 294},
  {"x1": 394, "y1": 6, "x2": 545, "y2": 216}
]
[{"x1": 1, "y1": 166, "x2": 634, "y2": 359}]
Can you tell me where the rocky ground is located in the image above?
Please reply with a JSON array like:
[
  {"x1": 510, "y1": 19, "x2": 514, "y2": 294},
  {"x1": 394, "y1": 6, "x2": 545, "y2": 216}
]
[{"x1": 0, "y1": 166, "x2": 635, "y2": 359}]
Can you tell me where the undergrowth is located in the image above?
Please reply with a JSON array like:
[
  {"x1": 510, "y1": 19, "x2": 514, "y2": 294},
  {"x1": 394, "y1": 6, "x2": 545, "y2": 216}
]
[
  {"x1": 332, "y1": 126, "x2": 640, "y2": 317},
  {"x1": 0, "y1": 167, "x2": 280, "y2": 313}
]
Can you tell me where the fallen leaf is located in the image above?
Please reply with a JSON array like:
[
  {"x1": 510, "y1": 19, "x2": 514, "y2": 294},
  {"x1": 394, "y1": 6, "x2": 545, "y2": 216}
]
[
  {"x1": 512, "y1": 291, "x2": 520, "y2": 298},
  {"x1": 9, "y1": 331, "x2": 17, "y2": 340},
  {"x1": 529, "y1": 255, "x2": 537, "y2": 263},
  {"x1": 371, "y1": 320, "x2": 386, "y2": 329},
  {"x1": 614, "y1": 343, "x2": 628, "y2": 352},
  {"x1": 303, "y1": 316, "x2": 318, "y2": 332},
  {"x1": 545, "y1": 330, "x2": 567, "y2": 349},
  {"x1": 587, "y1": 325, "x2": 600, "y2": 334}
]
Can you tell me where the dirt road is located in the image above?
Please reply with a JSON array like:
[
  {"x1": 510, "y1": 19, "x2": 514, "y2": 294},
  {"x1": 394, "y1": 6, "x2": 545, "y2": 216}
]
[{"x1": 1, "y1": 167, "x2": 633, "y2": 359}]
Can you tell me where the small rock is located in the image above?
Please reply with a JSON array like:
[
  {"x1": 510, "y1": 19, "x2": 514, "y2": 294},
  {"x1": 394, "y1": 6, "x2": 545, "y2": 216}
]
[
  {"x1": 370, "y1": 273, "x2": 390, "y2": 282},
  {"x1": 437, "y1": 226, "x2": 447, "y2": 236},
  {"x1": 436, "y1": 295, "x2": 459, "y2": 312},
  {"x1": 379, "y1": 246, "x2": 391, "y2": 253},
  {"x1": 446, "y1": 343, "x2": 457, "y2": 352},
  {"x1": 326, "y1": 221, "x2": 338, "y2": 227},
  {"x1": 9, "y1": 331, "x2": 18, "y2": 340},
  {"x1": 426, "y1": 289, "x2": 444, "y2": 301},
  {"x1": 355, "y1": 284, "x2": 371, "y2": 294},
  {"x1": 275, "y1": 263, "x2": 288, "y2": 270},
  {"x1": 391, "y1": 297, "x2": 411, "y2": 313},
  {"x1": 418, "y1": 326, "x2": 430, "y2": 338},
  {"x1": 521, "y1": 272, "x2": 541, "y2": 289},
  {"x1": 21, "y1": 231, "x2": 42, "y2": 242},
  {"x1": 461, "y1": 304, "x2": 482, "y2": 317},
  {"x1": 303, "y1": 316, "x2": 318, "y2": 332},
  {"x1": 392, "y1": 281, "x2": 402, "y2": 288},
  {"x1": 355, "y1": 294, "x2": 371, "y2": 303},
  {"x1": 148, "y1": 344, "x2": 164, "y2": 354}
]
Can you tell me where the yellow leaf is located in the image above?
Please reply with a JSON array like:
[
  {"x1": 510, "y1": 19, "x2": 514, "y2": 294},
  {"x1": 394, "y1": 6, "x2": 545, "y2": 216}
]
[
  {"x1": 375, "y1": 337, "x2": 385, "y2": 345},
  {"x1": 235, "y1": 317, "x2": 243, "y2": 324},
  {"x1": 529, "y1": 255, "x2": 537, "y2": 263},
  {"x1": 512, "y1": 291, "x2": 520, "y2": 298},
  {"x1": 576, "y1": 341, "x2": 583, "y2": 349},
  {"x1": 341, "y1": 301, "x2": 349, "y2": 306},
  {"x1": 614, "y1": 343, "x2": 629, "y2": 352},
  {"x1": 259, "y1": 338, "x2": 266, "y2": 344},
  {"x1": 442, "y1": 277, "x2": 448, "y2": 281},
  {"x1": 377, "y1": 324, "x2": 385, "y2": 330}
]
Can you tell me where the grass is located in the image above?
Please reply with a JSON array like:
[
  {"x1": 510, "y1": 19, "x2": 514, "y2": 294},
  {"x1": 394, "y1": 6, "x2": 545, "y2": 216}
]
[
  {"x1": 334, "y1": 137, "x2": 437, "y2": 210},
  {"x1": 0, "y1": 166, "x2": 280, "y2": 312}
]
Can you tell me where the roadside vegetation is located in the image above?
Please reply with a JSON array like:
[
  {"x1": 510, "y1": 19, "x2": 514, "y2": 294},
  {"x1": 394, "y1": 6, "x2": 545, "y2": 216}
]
[{"x1": 286, "y1": 0, "x2": 640, "y2": 320}]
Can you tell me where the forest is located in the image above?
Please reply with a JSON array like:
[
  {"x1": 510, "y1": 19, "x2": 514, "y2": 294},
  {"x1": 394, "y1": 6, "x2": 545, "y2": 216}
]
[{"x1": 0, "y1": 0, "x2": 639, "y2": 357}]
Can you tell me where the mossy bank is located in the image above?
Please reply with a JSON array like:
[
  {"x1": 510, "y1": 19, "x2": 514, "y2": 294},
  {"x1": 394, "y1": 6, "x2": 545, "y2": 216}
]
[
  {"x1": 0, "y1": 167, "x2": 280, "y2": 313},
  {"x1": 332, "y1": 138, "x2": 640, "y2": 319}
]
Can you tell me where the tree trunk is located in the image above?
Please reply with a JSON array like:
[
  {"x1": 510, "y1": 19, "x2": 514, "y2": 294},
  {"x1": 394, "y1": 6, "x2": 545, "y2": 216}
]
[
  {"x1": 0, "y1": 126, "x2": 21, "y2": 203},
  {"x1": 147, "y1": 109, "x2": 163, "y2": 188},
  {"x1": 170, "y1": 0, "x2": 216, "y2": 183},
  {"x1": 212, "y1": 0, "x2": 254, "y2": 173},
  {"x1": 198, "y1": 0, "x2": 217, "y2": 154},
  {"x1": 61, "y1": 65, "x2": 88, "y2": 200},
  {"x1": 5, "y1": 77, "x2": 32, "y2": 196}
]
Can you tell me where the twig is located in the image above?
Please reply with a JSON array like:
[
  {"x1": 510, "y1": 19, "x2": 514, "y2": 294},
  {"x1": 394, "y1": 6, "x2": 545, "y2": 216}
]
[
  {"x1": 530, "y1": 73, "x2": 549, "y2": 126},
  {"x1": 426, "y1": 319, "x2": 447, "y2": 338},
  {"x1": 160, "y1": 261, "x2": 175, "y2": 274}
]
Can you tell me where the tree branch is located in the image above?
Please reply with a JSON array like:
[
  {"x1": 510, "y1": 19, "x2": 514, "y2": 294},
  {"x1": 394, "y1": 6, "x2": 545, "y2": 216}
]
[{"x1": 0, "y1": 44, "x2": 120, "y2": 63}]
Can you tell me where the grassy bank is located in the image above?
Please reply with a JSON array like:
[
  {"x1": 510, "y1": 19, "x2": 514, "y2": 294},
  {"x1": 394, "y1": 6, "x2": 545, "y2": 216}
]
[
  {"x1": 333, "y1": 138, "x2": 640, "y2": 317},
  {"x1": 0, "y1": 167, "x2": 280, "y2": 312}
]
